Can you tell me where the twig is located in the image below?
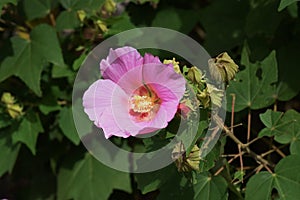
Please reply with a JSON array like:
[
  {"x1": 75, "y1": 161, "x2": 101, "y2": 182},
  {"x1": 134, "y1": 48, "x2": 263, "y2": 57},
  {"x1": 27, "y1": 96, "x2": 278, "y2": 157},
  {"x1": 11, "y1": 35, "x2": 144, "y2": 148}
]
[
  {"x1": 214, "y1": 152, "x2": 244, "y2": 176},
  {"x1": 230, "y1": 94, "x2": 236, "y2": 133},
  {"x1": 212, "y1": 114, "x2": 275, "y2": 169},
  {"x1": 238, "y1": 144, "x2": 244, "y2": 183},
  {"x1": 247, "y1": 109, "x2": 251, "y2": 143}
]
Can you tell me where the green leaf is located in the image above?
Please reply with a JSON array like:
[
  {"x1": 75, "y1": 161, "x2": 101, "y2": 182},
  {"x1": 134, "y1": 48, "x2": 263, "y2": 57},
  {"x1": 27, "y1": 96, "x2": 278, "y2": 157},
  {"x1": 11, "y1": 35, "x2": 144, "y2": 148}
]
[
  {"x1": 105, "y1": 14, "x2": 136, "y2": 36},
  {"x1": 58, "y1": 107, "x2": 80, "y2": 145},
  {"x1": 72, "y1": 51, "x2": 87, "y2": 70},
  {"x1": 0, "y1": 130, "x2": 20, "y2": 176},
  {"x1": 245, "y1": 171, "x2": 274, "y2": 200},
  {"x1": 23, "y1": 0, "x2": 51, "y2": 20},
  {"x1": 59, "y1": 0, "x2": 104, "y2": 11},
  {"x1": 245, "y1": 155, "x2": 300, "y2": 200},
  {"x1": 57, "y1": 153, "x2": 131, "y2": 200},
  {"x1": 0, "y1": 24, "x2": 64, "y2": 96},
  {"x1": 56, "y1": 10, "x2": 80, "y2": 31},
  {"x1": 233, "y1": 170, "x2": 246, "y2": 181},
  {"x1": 193, "y1": 173, "x2": 228, "y2": 200},
  {"x1": 186, "y1": 120, "x2": 208, "y2": 155},
  {"x1": 0, "y1": 112, "x2": 12, "y2": 129},
  {"x1": 227, "y1": 45, "x2": 278, "y2": 112},
  {"x1": 278, "y1": 0, "x2": 299, "y2": 11},
  {"x1": 274, "y1": 109, "x2": 300, "y2": 154},
  {"x1": 52, "y1": 64, "x2": 74, "y2": 78},
  {"x1": 12, "y1": 112, "x2": 44, "y2": 155},
  {"x1": 151, "y1": 8, "x2": 198, "y2": 34},
  {"x1": 286, "y1": 1, "x2": 298, "y2": 18},
  {"x1": 246, "y1": 0, "x2": 282, "y2": 36},
  {"x1": 275, "y1": 81, "x2": 298, "y2": 101},
  {"x1": 258, "y1": 109, "x2": 284, "y2": 137},
  {"x1": 199, "y1": 0, "x2": 249, "y2": 55}
]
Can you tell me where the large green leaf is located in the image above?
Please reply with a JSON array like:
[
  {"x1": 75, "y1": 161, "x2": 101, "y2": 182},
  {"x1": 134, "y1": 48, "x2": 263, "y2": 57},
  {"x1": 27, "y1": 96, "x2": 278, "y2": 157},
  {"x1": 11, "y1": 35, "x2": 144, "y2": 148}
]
[
  {"x1": 199, "y1": 0, "x2": 249, "y2": 55},
  {"x1": 274, "y1": 109, "x2": 300, "y2": 154},
  {"x1": 105, "y1": 14, "x2": 136, "y2": 36},
  {"x1": 0, "y1": 130, "x2": 20, "y2": 176},
  {"x1": 278, "y1": 0, "x2": 299, "y2": 11},
  {"x1": 23, "y1": 0, "x2": 52, "y2": 20},
  {"x1": 57, "y1": 153, "x2": 131, "y2": 200},
  {"x1": 151, "y1": 8, "x2": 198, "y2": 34},
  {"x1": 227, "y1": 45, "x2": 277, "y2": 112},
  {"x1": 0, "y1": 24, "x2": 64, "y2": 96},
  {"x1": 245, "y1": 155, "x2": 300, "y2": 200},
  {"x1": 258, "y1": 109, "x2": 284, "y2": 137},
  {"x1": 246, "y1": 0, "x2": 282, "y2": 36},
  {"x1": 56, "y1": 10, "x2": 80, "y2": 31},
  {"x1": 59, "y1": 0, "x2": 104, "y2": 11},
  {"x1": 274, "y1": 81, "x2": 298, "y2": 101},
  {"x1": 58, "y1": 107, "x2": 80, "y2": 145},
  {"x1": 193, "y1": 173, "x2": 228, "y2": 200},
  {"x1": 12, "y1": 112, "x2": 44, "y2": 155},
  {"x1": 259, "y1": 109, "x2": 300, "y2": 154}
]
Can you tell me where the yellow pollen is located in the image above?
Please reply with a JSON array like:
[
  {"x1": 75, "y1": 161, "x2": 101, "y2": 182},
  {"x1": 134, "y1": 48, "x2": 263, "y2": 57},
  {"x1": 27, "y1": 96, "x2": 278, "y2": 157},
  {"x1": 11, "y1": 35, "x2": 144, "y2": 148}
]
[{"x1": 130, "y1": 95, "x2": 154, "y2": 113}]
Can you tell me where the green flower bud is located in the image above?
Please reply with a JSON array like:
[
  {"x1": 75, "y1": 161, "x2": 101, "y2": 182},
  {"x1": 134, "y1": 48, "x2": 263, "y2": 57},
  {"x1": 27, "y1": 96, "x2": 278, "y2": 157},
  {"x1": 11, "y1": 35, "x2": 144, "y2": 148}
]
[
  {"x1": 1, "y1": 92, "x2": 23, "y2": 119},
  {"x1": 77, "y1": 10, "x2": 86, "y2": 22},
  {"x1": 208, "y1": 52, "x2": 239, "y2": 83},
  {"x1": 103, "y1": 0, "x2": 116, "y2": 15},
  {"x1": 187, "y1": 66, "x2": 202, "y2": 84}
]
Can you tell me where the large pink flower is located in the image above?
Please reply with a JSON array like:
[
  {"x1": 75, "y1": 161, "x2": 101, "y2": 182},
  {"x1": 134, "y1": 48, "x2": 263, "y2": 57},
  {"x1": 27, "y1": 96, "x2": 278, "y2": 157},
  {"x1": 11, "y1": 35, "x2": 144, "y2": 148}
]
[{"x1": 83, "y1": 46, "x2": 186, "y2": 138}]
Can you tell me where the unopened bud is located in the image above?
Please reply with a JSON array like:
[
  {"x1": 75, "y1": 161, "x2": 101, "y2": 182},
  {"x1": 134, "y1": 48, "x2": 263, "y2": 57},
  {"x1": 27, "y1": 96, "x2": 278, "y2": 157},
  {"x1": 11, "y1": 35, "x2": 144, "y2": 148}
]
[
  {"x1": 103, "y1": 0, "x2": 116, "y2": 15},
  {"x1": 208, "y1": 52, "x2": 238, "y2": 83},
  {"x1": 187, "y1": 66, "x2": 202, "y2": 84}
]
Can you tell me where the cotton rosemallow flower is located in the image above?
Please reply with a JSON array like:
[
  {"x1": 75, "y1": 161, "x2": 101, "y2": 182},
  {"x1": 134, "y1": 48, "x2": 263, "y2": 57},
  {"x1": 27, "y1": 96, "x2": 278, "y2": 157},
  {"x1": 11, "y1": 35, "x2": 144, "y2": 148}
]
[{"x1": 83, "y1": 46, "x2": 186, "y2": 138}]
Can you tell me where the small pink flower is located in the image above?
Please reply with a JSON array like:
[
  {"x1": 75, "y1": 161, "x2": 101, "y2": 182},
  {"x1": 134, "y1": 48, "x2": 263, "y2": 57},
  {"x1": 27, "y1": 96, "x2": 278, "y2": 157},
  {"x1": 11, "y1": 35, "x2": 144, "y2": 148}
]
[
  {"x1": 83, "y1": 46, "x2": 186, "y2": 138},
  {"x1": 177, "y1": 103, "x2": 190, "y2": 119}
]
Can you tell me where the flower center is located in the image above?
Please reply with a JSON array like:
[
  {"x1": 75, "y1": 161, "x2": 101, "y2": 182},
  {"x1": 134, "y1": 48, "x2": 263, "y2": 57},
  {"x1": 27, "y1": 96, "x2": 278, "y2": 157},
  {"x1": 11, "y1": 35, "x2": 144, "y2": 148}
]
[
  {"x1": 130, "y1": 95, "x2": 154, "y2": 113},
  {"x1": 128, "y1": 85, "x2": 161, "y2": 122}
]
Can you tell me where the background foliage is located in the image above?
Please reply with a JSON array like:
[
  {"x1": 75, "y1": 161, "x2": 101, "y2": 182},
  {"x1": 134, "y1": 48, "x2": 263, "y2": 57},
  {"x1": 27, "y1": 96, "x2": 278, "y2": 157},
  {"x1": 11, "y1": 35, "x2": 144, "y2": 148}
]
[{"x1": 0, "y1": 0, "x2": 300, "y2": 199}]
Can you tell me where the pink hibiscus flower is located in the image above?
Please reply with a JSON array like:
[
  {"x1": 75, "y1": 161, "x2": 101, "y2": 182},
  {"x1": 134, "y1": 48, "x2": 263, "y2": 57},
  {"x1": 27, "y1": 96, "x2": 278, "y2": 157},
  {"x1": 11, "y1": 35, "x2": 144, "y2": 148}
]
[{"x1": 83, "y1": 46, "x2": 186, "y2": 138}]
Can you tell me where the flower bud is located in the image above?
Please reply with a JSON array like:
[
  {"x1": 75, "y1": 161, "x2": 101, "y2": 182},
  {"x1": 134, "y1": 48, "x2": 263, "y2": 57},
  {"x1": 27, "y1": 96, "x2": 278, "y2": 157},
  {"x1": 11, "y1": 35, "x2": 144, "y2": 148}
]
[
  {"x1": 1, "y1": 92, "x2": 23, "y2": 119},
  {"x1": 187, "y1": 66, "x2": 202, "y2": 84},
  {"x1": 103, "y1": 0, "x2": 116, "y2": 15},
  {"x1": 208, "y1": 52, "x2": 238, "y2": 83},
  {"x1": 163, "y1": 58, "x2": 181, "y2": 74}
]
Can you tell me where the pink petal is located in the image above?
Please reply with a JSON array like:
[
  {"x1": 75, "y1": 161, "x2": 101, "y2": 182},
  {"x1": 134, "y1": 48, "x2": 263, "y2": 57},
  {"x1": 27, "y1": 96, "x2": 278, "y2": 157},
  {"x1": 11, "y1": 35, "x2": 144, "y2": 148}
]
[
  {"x1": 100, "y1": 46, "x2": 144, "y2": 83},
  {"x1": 143, "y1": 53, "x2": 162, "y2": 64},
  {"x1": 142, "y1": 63, "x2": 186, "y2": 101},
  {"x1": 82, "y1": 79, "x2": 133, "y2": 138},
  {"x1": 135, "y1": 107, "x2": 168, "y2": 135}
]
